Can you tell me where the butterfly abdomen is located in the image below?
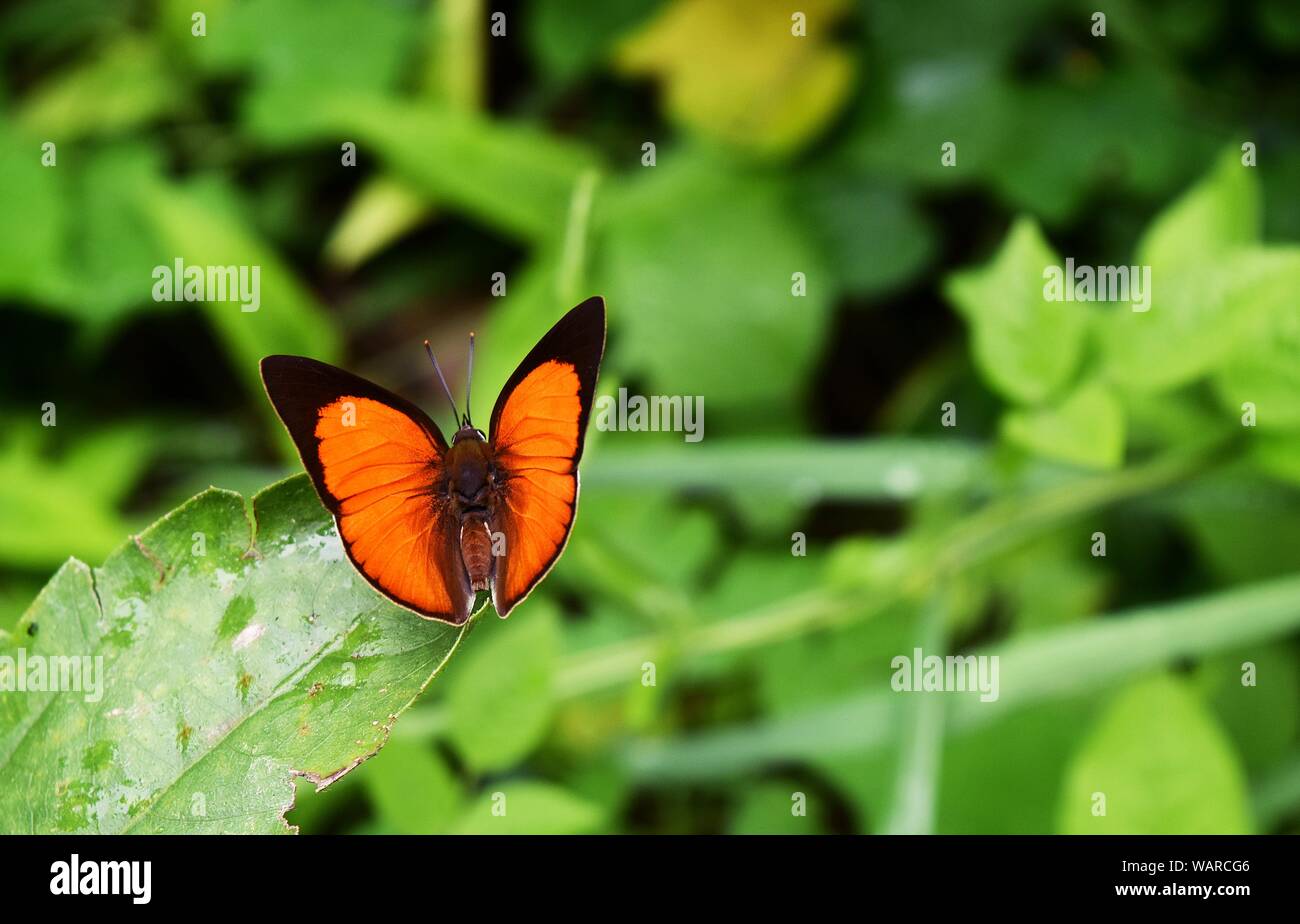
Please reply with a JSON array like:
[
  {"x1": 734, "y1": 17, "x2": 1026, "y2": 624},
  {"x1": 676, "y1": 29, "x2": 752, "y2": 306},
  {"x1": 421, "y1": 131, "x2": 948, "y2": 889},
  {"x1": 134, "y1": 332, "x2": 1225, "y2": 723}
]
[{"x1": 459, "y1": 514, "x2": 494, "y2": 592}]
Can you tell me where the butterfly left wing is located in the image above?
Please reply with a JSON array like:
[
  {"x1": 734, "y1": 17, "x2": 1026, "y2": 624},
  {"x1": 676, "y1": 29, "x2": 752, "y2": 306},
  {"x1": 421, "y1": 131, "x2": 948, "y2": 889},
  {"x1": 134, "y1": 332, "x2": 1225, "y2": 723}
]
[
  {"x1": 489, "y1": 296, "x2": 606, "y2": 617},
  {"x1": 260, "y1": 355, "x2": 475, "y2": 624}
]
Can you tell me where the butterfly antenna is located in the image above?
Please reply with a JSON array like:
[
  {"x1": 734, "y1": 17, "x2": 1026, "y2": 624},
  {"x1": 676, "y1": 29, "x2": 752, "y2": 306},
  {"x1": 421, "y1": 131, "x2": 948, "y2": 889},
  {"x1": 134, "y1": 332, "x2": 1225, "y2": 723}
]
[
  {"x1": 464, "y1": 332, "x2": 475, "y2": 427},
  {"x1": 423, "y1": 339, "x2": 462, "y2": 426}
]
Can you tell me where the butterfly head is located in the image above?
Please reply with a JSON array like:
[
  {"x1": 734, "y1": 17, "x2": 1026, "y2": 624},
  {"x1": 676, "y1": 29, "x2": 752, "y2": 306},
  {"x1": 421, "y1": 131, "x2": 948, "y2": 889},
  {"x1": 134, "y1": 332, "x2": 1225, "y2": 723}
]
[
  {"x1": 424, "y1": 331, "x2": 485, "y2": 440},
  {"x1": 452, "y1": 424, "x2": 487, "y2": 444}
]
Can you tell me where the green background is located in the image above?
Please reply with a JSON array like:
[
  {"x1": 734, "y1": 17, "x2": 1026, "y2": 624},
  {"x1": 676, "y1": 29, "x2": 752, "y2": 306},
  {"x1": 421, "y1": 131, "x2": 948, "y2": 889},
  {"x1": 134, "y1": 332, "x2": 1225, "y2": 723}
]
[{"x1": 1, "y1": 0, "x2": 1299, "y2": 834}]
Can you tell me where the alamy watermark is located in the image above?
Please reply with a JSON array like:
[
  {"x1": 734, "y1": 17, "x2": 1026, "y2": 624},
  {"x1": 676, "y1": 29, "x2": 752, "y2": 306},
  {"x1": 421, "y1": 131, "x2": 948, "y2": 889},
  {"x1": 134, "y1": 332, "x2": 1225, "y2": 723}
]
[
  {"x1": 1043, "y1": 258, "x2": 1151, "y2": 312},
  {"x1": 50, "y1": 854, "x2": 151, "y2": 904},
  {"x1": 0, "y1": 648, "x2": 104, "y2": 702},
  {"x1": 152, "y1": 257, "x2": 261, "y2": 312},
  {"x1": 891, "y1": 647, "x2": 999, "y2": 702},
  {"x1": 594, "y1": 388, "x2": 704, "y2": 442}
]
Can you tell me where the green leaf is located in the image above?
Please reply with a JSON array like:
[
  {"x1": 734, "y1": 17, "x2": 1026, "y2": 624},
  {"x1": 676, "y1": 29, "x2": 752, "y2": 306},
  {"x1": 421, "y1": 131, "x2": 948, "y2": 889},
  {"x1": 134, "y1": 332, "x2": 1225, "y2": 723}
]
[
  {"x1": 572, "y1": 492, "x2": 721, "y2": 591},
  {"x1": 730, "y1": 782, "x2": 815, "y2": 834},
  {"x1": 1057, "y1": 675, "x2": 1252, "y2": 834},
  {"x1": 844, "y1": 62, "x2": 1015, "y2": 187},
  {"x1": 451, "y1": 781, "x2": 604, "y2": 834},
  {"x1": 1097, "y1": 151, "x2": 1275, "y2": 392},
  {"x1": 363, "y1": 738, "x2": 463, "y2": 834},
  {"x1": 1211, "y1": 247, "x2": 1300, "y2": 428},
  {"x1": 247, "y1": 93, "x2": 599, "y2": 245},
  {"x1": 1135, "y1": 146, "x2": 1260, "y2": 277},
  {"x1": 988, "y1": 71, "x2": 1219, "y2": 222},
  {"x1": 0, "y1": 433, "x2": 139, "y2": 569},
  {"x1": 0, "y1": 475, "x2": 466, "y2": 833},
  {"x1": 796, "y1": 169, "x2": 935, "y2": 296},
  {"x1": 195, "y1": 0, "x2": 417, "y2": 100},
  {"x1": 60, "y1": 424, "x2": 163, "y2": 507},
  {"x1": 1102, "y1": 247, "x2": 1298, "y2": 393},
  {"x1": 322, "y1": 175, "x2": 433, "y2": 272},
  {"x1": 1250, "y1": 431, "x2": 1300, "y2": 485},
  {"x1": 446, "y1": 603, "x2": 558, "y2": 772},
  {"x1": 67, "y1": 143, "x2": 174, "y2": 329},
  {"x1": 16, "y1": 36, "x2": 185, "y2": 140},
  {"x1": 530, "y1": 0, "x2": 660, "y2": 82},
  {"x1": 752, "y1": 593, "x2": 913, "y2": 716},
  {"x1": 1193, "y1": 645, "x2": 1299, "y2": 774},
  {"x1": 938, "y1": 697, "x2": 1098, "y2": 834},
  {"x1": 0, "y1": 122, "x2": 69, "y2": 306},
  {"x1": 1172, "y1": 467, "x2": 1300, "y2": 582},
  {"x1": 596, "y1": 153, "x2": 833, "y2": 408},
  {"x1": 984, "y1": 535, "x2": 1107, "y2": 633},
  {"x1": 944, "y1": 217, "x2": 1086, "y2": 404},
  {"x1": 1001, "y1": 380, "x2": 1125, "y2": 469},
  {"x1": 135, "y1": 177, "x2": 341, "y2": 457}
]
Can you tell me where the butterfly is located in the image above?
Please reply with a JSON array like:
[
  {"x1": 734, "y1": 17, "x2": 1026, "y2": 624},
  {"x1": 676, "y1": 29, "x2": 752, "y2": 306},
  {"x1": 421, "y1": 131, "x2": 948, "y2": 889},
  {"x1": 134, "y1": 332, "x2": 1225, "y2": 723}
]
[{"x1": 260, "y1": 296, "x2": 606, "y2": 625}]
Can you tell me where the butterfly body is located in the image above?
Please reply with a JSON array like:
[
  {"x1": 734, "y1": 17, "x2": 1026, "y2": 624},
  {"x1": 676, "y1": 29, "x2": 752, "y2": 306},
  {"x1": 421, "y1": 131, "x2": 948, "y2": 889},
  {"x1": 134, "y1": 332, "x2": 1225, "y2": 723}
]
[
  {"x1": 261, "y1": 296, "x2": 606, "y2": 625},
  {"x1": 442, "y1": 427, "x2": 498, "y2": 591}
]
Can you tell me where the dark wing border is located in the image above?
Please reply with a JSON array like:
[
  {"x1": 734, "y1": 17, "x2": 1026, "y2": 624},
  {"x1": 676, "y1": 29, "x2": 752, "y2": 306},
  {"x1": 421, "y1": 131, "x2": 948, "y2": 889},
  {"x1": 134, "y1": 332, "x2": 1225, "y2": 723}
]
[
  {"x1": 259, "y1": 354, "x2": 471, "y2": 624},
  {"x1": 488, "y1": 295, "x2": 606, "y2": 467},
  {"x1": 487, "y1": 296, "x2": 606, "y2": 617}
]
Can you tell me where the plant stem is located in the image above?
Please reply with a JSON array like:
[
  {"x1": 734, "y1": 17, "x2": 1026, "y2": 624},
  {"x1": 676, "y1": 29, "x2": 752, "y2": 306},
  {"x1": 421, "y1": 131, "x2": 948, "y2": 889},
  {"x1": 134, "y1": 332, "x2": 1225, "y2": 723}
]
[
  {"x1": 882, "y1": 591, "x2": 948, "y2": 835},
  {"x1": 395, "y1": 440, "x2": 1223, "y2": 741},
  {"x1": 568, "y1": 439, "x2": 1223, "y2": 697}
]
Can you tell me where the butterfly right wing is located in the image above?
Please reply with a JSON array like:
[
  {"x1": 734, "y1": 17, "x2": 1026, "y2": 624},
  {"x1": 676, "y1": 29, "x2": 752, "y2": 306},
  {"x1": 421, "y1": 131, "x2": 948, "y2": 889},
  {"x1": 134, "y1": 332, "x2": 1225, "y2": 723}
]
[
  {"x1": 487, "y1": 296, "x2": 606, "y2": 618},
  {"x1": 260, "y1": 355, "x2": 474, "y2": 624}
]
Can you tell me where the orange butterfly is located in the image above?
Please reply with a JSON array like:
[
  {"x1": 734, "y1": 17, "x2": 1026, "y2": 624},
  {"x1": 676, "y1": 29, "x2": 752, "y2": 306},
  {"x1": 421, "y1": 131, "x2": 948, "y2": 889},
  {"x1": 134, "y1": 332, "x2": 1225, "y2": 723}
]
[{"x1": 261, "y1": 296, "x2": 606, "y2": 625}]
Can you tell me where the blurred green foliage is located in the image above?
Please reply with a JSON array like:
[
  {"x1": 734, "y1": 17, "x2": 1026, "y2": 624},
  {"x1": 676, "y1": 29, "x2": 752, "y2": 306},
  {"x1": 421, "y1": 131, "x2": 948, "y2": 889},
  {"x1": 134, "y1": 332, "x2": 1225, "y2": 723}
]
[{"x1": 1, "y1": 0, "x2": 1299, "y2": 834}]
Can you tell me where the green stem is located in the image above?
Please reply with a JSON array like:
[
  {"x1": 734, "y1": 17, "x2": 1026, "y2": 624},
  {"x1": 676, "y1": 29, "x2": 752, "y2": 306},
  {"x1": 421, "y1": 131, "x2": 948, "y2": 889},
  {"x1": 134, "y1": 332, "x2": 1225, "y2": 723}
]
[
  {"x1": 557, "y1": 168, "x2": 600, "y2": 306},
  {"x1": 396, "y1": 441, "x2": 1222, "y2": 740},
  {"x1": 623, "y1": 570, "x2": 1300, "y2": 782},
  {"x1": 585, "y1": 439, "x2": 1222, "y2": 689},
  {"x1": 882, "y1": 591, "x2": 948, "y2": 835},
  {"x1": 929, "y1": 440, "x2": 1221, "y2": 580},
  {"x1": 429, "y1": 0, "x2": 484, "y2": 110}
]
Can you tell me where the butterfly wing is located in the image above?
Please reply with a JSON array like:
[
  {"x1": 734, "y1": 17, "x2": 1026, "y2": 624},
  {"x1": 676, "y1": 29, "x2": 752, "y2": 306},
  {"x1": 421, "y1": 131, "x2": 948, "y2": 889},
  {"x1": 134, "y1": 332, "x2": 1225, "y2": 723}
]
[
  {"x1": 260, "y1": 355, "x2": 474, "y2": 624},
  {"x1": 488, "y1": 296, "x2": 606, "y2": 617}
]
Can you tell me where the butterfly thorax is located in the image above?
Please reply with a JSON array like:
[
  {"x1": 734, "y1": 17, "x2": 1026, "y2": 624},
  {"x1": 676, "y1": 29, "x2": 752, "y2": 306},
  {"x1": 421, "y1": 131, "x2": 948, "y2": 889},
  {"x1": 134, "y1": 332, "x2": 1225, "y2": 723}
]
[{"x1": 444, "y1": 428, "x2": 499, "y2": 592}]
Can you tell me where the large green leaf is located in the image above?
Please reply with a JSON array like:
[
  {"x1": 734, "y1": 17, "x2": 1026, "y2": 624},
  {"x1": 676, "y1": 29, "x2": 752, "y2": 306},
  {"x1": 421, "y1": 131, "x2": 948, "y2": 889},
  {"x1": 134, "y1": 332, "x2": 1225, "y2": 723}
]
[
  {"x1": 446, "y1": 603, "x2": 559, "y2": 773},
  {"x1": 1211, "y1": 247, "x2": 1300, "y2": 429},
  {"x1": 1057, "y1": 675, "x2": 1252, "y2": 834},
  {"x1": 15, "y1": 35, "x2": 186, "y2": 140},
  {"x1": 0, "y1": 122, "x2": 69, "y2": 307},
  {"x1": 596, "y1": 152, "x2": 832, "y2": 409},
  {"x1": 193, "y1": 0, "x2": 416, "y2": 100},
  {"x1": 1135, "y1": 145, "x2": 1260, "y2": 277},
  {"x1": 530, "y1": 0, "x2": 659, "y2": 82},
  {"x1": 363, "y1": 738, "x2": 464, "y2": 834},
  {"x1": 0, "y1": 426, "x2": 158, "y2": 569},
  {"x1": 0, "y1": 475, "x2": 465, "y2": 833},
  {"x1": 451, "y1": 781, "x2": 604, "y2": 834},
  {"x1": 246, "y1": 93, "x2": 599, "y2": 245},
  {"x1": 795, "y1": 168, "x2": 936, "y2": 296},
  {"x1": 1001, "y1": 380, "x2": 1125, "y2": 469},
  {"x1": 1100, "y1": 151, "x2": 1275, "y2": 392},
  {"x1": 1194, "y1": 644, "x2": 1300, "y2": 774},
  {"x1": 136, "y1": 177, "x2": 341, "y2": 458},
  {"x1": 944, "y1": 216, "x2": 1086, "y2": 405}
]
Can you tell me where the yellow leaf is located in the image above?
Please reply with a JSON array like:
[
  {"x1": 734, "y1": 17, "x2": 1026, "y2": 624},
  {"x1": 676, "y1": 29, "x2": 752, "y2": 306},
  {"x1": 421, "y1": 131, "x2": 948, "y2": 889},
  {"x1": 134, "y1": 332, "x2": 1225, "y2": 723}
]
[{"x1": 615, "y1": 0, "x2": 856, "y2": 156}]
